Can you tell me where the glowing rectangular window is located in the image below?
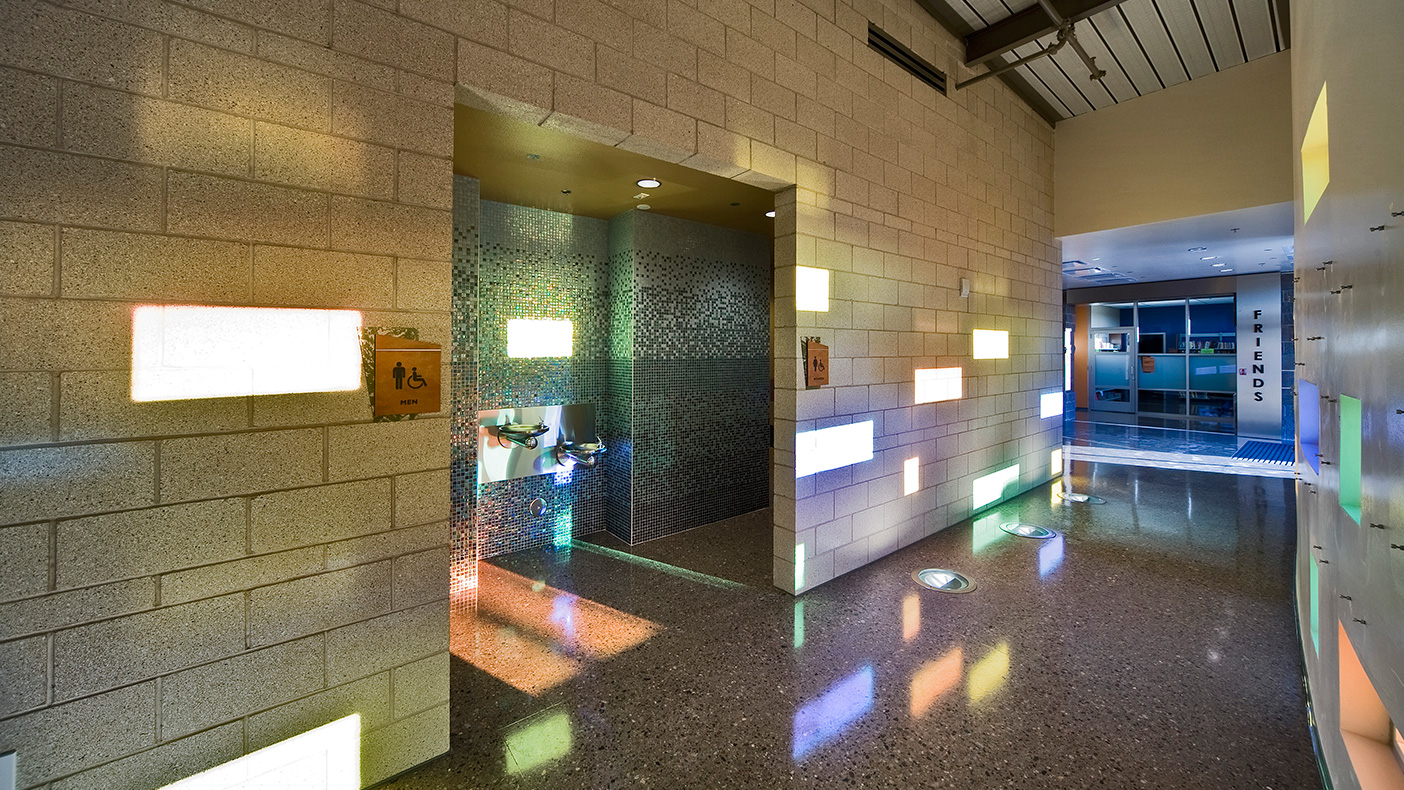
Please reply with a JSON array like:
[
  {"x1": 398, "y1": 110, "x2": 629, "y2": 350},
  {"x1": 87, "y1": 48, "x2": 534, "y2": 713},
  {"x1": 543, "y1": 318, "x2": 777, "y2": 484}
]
[
  {"x1": 796, "y1": 266, "x2": 830, "y2": 312},
  {"x1": 1051, "y1": 448, "x2": 1063, "y2": 475},
  {"x1": 972, "y1": 329, "x2": 1009, "y2": 359},
  {"x1": 1340, "y1": 394, "x2": 1362, "y2": 524},
  {"x1": 914, "y1": 367, "x2": 961, "y2": 404},
  {"x1": 795, "y1": 421, "x2": 873, "y2": 478},
  {"x1": 160, "y1": 714, "x2": 359, "y2": 789},
  {"x1": 972, "y1": 464, "x2": 1019, "y2": 509},
  {"x1": 1040, "y1": 391, "x2": 1063, "y2": 419},
  {"x1": 507, "y1": 319, "x2": 573, "y2": 358},
  {"x1": 1301, "y1": 83, "x2": 1329, "y2": 224},
  {"x1": 903, "y1": 457, "x2": 920, "y2": 496},
  {"x1": 132, "y1": 305, "x2": 362, "y2": 402}
]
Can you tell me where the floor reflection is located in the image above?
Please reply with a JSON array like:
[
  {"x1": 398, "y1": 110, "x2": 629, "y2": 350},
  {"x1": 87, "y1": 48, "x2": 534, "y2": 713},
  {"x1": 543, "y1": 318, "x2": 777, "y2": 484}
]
[
  {"x1": 450, "y1": 562, "x2": 660, "y2": 695},
  {"x1": 793, "y1": 667, "x2": 874, "y2": 761}
]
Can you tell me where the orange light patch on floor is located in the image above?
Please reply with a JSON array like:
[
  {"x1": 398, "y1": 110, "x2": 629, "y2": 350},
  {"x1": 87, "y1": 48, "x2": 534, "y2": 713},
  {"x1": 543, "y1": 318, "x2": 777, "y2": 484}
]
[
  {"x1": 909, "y1": 647, "x2": 962, "y2": 718},
  {"x1": 451, "y1": 563, "x2": 661, "y2": 695}
]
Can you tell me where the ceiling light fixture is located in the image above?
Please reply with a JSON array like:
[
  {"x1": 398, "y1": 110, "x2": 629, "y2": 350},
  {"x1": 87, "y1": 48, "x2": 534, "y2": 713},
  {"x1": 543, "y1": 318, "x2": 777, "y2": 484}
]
[
  {"x1": 1200, "y1": 256, "x2": 1218, "y2": 260},
  {"x1": 526, "y1": 153, "x2": 541, "y2": 160},
  {"x1": 766, "y1": 210, "x2": 776, "y2": 218},
  {"x1": 633, "y1": 192, "x2": 649, "y2": 199},
  {"x1": 1222, "y1": 269, "x2": 1234, "y2": 272},
  {"x1": 636, "y1": 204, "x2": 651, "y2": 210},
  {"x1": 636, "y1": 178, "x2": 661, "y2": 189},
  {"x1": 1188, "y1": 247, "x2": 1207, "y2": 252}
]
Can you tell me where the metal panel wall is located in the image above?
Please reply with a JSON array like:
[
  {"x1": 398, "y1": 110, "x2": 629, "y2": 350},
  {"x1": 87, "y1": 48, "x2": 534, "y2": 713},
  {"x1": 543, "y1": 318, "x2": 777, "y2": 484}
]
[{"x1": 1292, "y1": 1, "x2": 1404, "y2": 788}]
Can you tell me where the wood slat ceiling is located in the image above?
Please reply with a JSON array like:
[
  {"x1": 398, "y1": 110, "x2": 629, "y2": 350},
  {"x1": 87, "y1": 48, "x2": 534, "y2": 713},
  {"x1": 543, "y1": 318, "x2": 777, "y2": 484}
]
[{"x1": 936, "y1": 0, "x2": 1287, "y2": 122}]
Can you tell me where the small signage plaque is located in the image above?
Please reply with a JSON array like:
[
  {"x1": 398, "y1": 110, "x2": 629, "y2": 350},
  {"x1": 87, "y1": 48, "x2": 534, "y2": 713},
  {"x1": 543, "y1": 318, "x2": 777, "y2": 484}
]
[
  {"x1": 805, "y1": 338, "x2": 829, "y2": 388},
  {"x1": 374, "y1": 334, "x2": 441, "y2": 416}
]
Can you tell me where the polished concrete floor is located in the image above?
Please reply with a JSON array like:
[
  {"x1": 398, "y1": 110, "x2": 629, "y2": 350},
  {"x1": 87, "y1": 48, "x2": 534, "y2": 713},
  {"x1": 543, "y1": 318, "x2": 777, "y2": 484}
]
[
  {"x1": 382, "y1": 462, "x2": 1320, "y2": 789},
  {"x1": 1065, "y1": 421, "x2": 1296, "y2": 478}
]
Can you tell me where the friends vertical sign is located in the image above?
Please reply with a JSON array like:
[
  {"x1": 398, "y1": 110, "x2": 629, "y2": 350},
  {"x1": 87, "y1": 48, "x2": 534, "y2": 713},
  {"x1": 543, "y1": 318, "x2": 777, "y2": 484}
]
[{"x1": 1235, "y1": 273, "x2": 1283, "y2": 439}]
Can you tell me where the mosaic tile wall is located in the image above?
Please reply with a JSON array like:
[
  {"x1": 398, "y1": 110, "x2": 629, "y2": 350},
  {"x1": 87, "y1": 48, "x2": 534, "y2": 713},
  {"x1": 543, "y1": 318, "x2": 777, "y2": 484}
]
[
  {"x1": 473, "y1": 198, "x2": 612, "y2": 556},
  {"x1": 450, "y1": 177, "x2": 480, "y2": 590},
  {"x1": 452, "y1": 182, "x2": 771, "y2": 556},
  {"x1": 621, "y1": 211, "x2": 772, "y2": 543},
  {"x1": 603, "y1": 213, "x2": 636, "y2": 543}
]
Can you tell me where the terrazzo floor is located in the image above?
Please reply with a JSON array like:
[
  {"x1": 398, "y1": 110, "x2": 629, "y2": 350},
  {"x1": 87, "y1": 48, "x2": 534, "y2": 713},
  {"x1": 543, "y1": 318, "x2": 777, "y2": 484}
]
[
  {"x1": 1065, "y1": 421, "x2": 1296, "y2": 478},
  {"x1": 380, "y1": 462, "x2": 1320, "y2": 789}
]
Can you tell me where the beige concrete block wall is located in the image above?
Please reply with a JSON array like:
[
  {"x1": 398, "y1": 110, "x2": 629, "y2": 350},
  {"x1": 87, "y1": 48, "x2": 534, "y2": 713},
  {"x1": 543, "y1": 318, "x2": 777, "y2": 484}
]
[
  {"x1": 443, "y1": 0, "x2": 1061, "y2": 595},
  {"x1": 0, "y1": 0, "x2": 1058, "y2": 784},
  {"x1": 0, "y1": 0, "x2": 451, "y2": 787}
]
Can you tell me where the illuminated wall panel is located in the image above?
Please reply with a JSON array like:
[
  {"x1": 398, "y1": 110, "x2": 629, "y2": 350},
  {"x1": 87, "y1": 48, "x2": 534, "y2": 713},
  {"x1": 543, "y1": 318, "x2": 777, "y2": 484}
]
[
  {"x1": 1051, "y1": 448, "x2": 1063, "y2": 475},
  {"x1": 972, "y1": 329, "x2": 1009, "y2": 359},
  {"x1": 506, "y1": 319, "x2": 574, "y2": 358},
  {"x1": 131, "y1": 306, "x2": 362, "y2": 402},
  {"x1": 1339, "y1": 394, "x2": 1362, "y2": 523},
  {"x1": 1301, "y1": 84, "x2": 1329, "y2": 224},
  {"x1": 1040, "y1": 391, "x2": 1063, "y2": 419},
  {"x1": 972, "y1": 464, "x2": 1020, "y2": 509},
  {"x1": 795, "y1": 421, "x2": 874, "y2": 478},
  {"x1": 160, "y1": 714, "x2": 360, "y2": 789},
  {"x1": 795, "y1": 266, "x2": 830, "y2": 312},
  {"x1": 914, "y1": 367, "x2": 961, "y2": 404},
  {"x1": 903, "y1": 457, "x2": 920, "y2": 495}
]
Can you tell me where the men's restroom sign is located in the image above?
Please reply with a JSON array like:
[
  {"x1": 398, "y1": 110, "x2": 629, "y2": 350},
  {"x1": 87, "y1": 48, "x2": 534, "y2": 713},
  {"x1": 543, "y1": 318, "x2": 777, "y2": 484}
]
[{"x1": 374, "y1": 334, "x2": 441, "y2": 416}]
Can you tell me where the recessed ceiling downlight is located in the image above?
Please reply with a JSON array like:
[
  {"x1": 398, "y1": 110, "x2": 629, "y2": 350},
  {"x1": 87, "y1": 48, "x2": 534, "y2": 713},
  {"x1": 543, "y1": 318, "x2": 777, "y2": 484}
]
[
  {"x1": 766, "y1": 210, "x2": 776, "y2": 218},
  {"x1": 1200, "y1": 256, "x2": 1218, "y2": 260},
  {"x1": 912, "y1": 568, "x2": 976, "y2": 593},
  {"x1": 637, "y1": 178, "x2": 661, "y2": 189},
  {"x1": 636, "y1": 204, "x2": 651, "y2": 210}
]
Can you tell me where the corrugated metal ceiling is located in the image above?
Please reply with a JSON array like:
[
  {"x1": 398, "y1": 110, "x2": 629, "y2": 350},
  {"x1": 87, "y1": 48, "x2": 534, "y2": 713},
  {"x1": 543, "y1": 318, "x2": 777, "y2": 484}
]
[{"x1": 934, "y1": 0, "x2": 1288, "y2": 122}]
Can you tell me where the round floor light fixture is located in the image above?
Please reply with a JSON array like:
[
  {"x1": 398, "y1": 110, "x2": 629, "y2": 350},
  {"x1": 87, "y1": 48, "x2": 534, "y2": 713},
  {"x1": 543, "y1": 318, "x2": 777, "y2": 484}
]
[
  {"x1": 1057, "y1": 491, "x2": 1106, "y2": 504},
  {"x1": 911, "y1": 568, "x2": 976, "y2": 593},
  {"x1": 999, "y1": 522, "x2": 1057, "y2": 540}
]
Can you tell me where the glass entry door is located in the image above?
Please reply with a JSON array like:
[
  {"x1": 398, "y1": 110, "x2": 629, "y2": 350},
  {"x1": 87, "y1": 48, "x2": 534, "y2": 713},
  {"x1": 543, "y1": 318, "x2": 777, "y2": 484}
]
[{"x1": 1090, "y1": 329, "x2": 1135, "y2": 413}]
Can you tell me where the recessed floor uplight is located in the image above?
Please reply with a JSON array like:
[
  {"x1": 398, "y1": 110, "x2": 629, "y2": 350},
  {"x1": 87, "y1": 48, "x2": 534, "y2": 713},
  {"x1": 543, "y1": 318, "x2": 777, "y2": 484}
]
[
  {"x1": 999, "y1": 523, "x2": 1057, "y2": 540},
  {"x1": 912, "y1": 569, "x2": 976, "y2": 594},
  {"x1": 636, "y1": 178, "x2": 661, "y2": 189},
  {"x1": 766, "y1": 210, "x2": 776, "y2": 218}
]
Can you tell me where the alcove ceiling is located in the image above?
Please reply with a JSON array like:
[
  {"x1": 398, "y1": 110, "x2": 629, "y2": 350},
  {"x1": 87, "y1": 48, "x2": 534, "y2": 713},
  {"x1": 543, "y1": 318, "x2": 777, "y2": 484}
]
[
  {"x1": 453, "y1": 105, "x2": 776, "y2": 236},
  {"x1": 920, "y1": 0, "x2": 1290, "y2": 123},
  {"x1": 1060, "y1": 201, "x2": 1294, "y2": 288}
]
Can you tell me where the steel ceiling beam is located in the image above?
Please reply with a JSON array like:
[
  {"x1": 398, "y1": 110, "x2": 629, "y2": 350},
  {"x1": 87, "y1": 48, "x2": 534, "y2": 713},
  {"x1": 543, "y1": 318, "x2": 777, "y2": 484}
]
[{"x1": 964, "y1": 0, "x2": 1130, "y2": 67}]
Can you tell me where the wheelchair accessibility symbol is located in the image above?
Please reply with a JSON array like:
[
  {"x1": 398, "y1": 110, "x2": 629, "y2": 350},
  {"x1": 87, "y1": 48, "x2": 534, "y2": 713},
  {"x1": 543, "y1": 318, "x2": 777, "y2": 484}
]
[{"x1": 392, "y1": 362, "x2": 428, "y2": 390}]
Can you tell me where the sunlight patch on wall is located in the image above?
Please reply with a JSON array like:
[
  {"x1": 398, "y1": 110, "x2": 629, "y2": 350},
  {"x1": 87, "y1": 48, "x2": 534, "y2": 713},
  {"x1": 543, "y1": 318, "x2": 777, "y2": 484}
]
[
  {"x1": 160, "y1": 714, "x2": 360, "y2": 790},
  {"x1": 131, "y1": 305, "x2": 361, "y2": 402},
  {"x1": 914, "y1": 367, "x2": 961, "y2": 404},
  {"x1": 972, "y1": 329, "x2": 1009, "y2": 360},
  {"x1": 795, "y1": 421, "x2": 874, "y2": 478},
  {"x1": 796, "y1": 266, "x2": 830, "y2": 312},
  {"x1": 507, "y1": 319, "x2": 574, "y2": 358}
]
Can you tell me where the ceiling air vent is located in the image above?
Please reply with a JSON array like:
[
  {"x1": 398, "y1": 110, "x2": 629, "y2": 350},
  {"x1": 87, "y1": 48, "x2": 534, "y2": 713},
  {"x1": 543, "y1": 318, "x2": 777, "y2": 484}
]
[{"x1": 868, "y1": 23, "x2": 946, "y2": 95}]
